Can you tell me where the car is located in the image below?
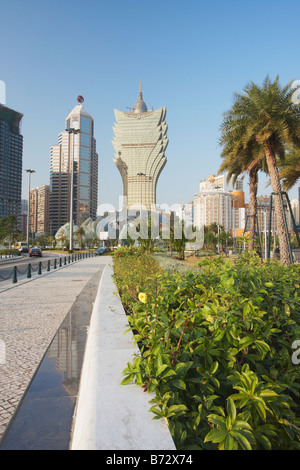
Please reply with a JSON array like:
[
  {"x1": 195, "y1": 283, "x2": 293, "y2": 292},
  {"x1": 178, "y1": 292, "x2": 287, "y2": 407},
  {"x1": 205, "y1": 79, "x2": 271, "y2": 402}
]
[
  {"x1": 19, "y1": 246, "x2": 29, "y2": 254},
  {"x1": 95, "y1": 247, "x2": 106, "y2": 256},
  {"x1": 29, "y1": 247, "x2": 42, "y2": 257}
]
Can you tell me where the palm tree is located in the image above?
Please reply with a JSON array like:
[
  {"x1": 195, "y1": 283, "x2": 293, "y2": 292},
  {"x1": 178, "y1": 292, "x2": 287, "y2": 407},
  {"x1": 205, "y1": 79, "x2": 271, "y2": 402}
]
[
  {"x1": 219, "y1": 76, "x2": 300, "y2": 265},
  {"x1": 56, "y1": 229, "x2": 67, "y2": 251},
  {"x1": 279, "y1": 145, "x2": 300, "y2": 191},
  {"x1": 218, "y1": 142, "x2": 263, "y2": 252}
]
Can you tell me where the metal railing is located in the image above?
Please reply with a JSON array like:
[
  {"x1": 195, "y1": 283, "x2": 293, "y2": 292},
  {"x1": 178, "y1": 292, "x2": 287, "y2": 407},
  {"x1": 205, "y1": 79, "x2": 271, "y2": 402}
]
[{"x1": 0, "y1": 252, "x2": 96, "y2": 285}]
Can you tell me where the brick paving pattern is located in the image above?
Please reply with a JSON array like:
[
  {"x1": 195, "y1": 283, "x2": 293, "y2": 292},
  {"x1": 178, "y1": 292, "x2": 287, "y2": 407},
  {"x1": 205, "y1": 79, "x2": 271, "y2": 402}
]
[{"x1": 0, "y1": 256, "x2": 110, "y2": 441}]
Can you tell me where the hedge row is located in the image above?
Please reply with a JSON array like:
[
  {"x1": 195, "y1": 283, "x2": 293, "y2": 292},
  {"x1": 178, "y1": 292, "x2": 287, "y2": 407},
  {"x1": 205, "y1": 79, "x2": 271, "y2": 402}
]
[{"x1": 113, "y1": 249, "x2": 300, "y2": 450}]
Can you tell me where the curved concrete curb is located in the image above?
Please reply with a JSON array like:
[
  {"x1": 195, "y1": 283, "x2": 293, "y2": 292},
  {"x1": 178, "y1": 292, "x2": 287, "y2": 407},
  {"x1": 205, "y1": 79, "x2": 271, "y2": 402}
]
[{"x1": 70, "y1": 263, "x2": 176, "y2": 450}]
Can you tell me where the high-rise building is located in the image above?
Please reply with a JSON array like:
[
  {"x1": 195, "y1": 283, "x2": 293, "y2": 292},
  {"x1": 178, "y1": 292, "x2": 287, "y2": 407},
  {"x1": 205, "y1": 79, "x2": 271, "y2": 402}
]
[
  {"x1": 112, "y1": 85, "x2": 168, "y2": 210},
  {"x1": 291, "y1": 198, "x2": 299, "y2": 226},
  {"x1": 29, "y1": 185, "x2": 50, "y2": 234},
  {"x1": 0, "y1": 104, "x2": 23, "y2": 225},
  {"x1": 194, "y1": 173, "x2": 244, "y2": 232},
  {"x1": 49, "y1": 100, "x2": 98, "y2": 234}
]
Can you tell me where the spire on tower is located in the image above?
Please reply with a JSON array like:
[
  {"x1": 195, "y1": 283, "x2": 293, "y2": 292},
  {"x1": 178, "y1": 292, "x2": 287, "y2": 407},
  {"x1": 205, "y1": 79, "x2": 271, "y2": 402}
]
[{"x1": 133, "y1": 81, "x2": 147, "y2": 113}]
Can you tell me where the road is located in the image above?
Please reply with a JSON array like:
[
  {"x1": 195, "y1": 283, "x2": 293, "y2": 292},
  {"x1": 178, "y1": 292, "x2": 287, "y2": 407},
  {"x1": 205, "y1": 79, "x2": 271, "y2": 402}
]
[{"x1": 0, "y1": 252, "x2": 62, "y2": 287}]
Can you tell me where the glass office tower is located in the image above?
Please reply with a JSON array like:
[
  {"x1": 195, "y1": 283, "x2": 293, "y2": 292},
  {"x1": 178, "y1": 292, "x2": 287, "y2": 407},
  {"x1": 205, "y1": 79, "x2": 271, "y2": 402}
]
[
  {"x1": 0, "y1": 104, "x2": 23, "y2": 225},
  {"x1": 112, "y1": 87, "x2": 168, "y2": 210},
  {"x1": 49, "y1": 103, "x2": 98, "y2": 234}
]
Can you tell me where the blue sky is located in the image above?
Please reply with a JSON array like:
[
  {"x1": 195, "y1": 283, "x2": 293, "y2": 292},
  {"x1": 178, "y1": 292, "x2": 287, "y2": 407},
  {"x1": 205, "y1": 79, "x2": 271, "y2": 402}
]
[{"x1": 1, "y1": 0, "x2": 299, "y2": 208}]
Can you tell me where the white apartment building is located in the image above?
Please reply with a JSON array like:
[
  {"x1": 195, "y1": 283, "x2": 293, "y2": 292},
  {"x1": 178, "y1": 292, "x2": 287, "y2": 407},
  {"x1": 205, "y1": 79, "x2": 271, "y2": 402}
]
[
  {"x1": 199, "y1": 173, "x2": 244, "y2": 192},
  {"x1": 29, "y1": 185, "x2": 50, "y2": 234},
  {"x1": 194, "y1": 173, "x2": 244, "y2": 232},
  {"x1": 291, "y1": 198, "x2": 299, "y2": 226}
]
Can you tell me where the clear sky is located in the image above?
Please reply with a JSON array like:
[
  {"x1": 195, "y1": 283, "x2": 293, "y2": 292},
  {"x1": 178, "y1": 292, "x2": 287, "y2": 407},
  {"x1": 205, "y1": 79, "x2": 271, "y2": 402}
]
[{"x1": 1, "y1": 0, "x2": 299, "y2": 210}]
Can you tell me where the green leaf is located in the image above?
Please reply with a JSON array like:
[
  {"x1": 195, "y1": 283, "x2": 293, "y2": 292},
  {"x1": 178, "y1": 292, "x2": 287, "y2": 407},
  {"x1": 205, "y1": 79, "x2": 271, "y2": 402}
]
[
  {"x1": 239, "y1": 336, "x2": 254, "y2": 351},
  {"x1": 175, "y1": 318, "x2": 185, "y2": 329},
  {"x1": 121, "y1": 374, "x2": 134, "y2": 385},
  {"x1": 149, "y1": 406, "x2": 164, "y2": 417},
  {"x1": 243, "y1": 303, "x2": 251, "y2": 316},
  {"x1": 135, "y1": 373, "x2": 143, "y2": 386},
  {"x1": 253, "y1": 400, "x2": 266, "y2": 421},
  {"x1": 160, "y1": 368, "x2": 176, "y2": 380},
  {"x1": 170, "y1": 379, "x2": 187, "y2": 390},
  {"x1": 210, "y1": 361, "x2": 219, "y2": 375},
  {"x1": 231, "y1": 431, "x2": 252, "y2": 450},
  {"x1": 207, "y1": 413, "x2": 226, "y2": 427},
  {"x1": 260, "y1": 389, "x2": 278, "y2": 398},
  {"x1": 284, "y1": 303, "x2": 290, "y2": 316},
  {"x1": 234, "y1": 420, "x2": 253, "y2": 432},
  {"x1": 226, "y1": 415, "x2": 232, "y2": 430},
  {"x1": 204, "y1": 428, "x2": 228, "y2": 444},
  {"x1": 224, "y1": 434, "x2": 235, "y2": 450},
  {"x1": 156, "y1": 364, "x2": 168, "y2": 377},
  {"x1": 255, "y1": 433, "x2": 272, "y2": 450},
  {"x1": 168, "y1": 404, "x2": 188, "y2": 414},
  {"x1": 175, "y1": 361, "x2": 192, "y2": 377},
  {"x1": 227, "y1": 398, "x2": 236, "y2": 422}
]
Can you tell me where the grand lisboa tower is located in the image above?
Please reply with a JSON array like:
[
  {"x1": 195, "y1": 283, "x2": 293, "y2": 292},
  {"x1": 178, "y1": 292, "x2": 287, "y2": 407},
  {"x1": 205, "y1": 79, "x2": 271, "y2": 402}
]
[{"x1": 112, "y1": 84, "x2": 168, "y2": 210}]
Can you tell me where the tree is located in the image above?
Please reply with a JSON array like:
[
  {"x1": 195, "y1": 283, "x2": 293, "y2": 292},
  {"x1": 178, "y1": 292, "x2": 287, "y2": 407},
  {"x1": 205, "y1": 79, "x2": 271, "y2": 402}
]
[
  {"x1": 204, "y1": 228, "x2": 217, "y2": 251},
  {"x1": 219, "y1": 76, "x2": 300, "y2": 265},
  {"x1": 138, "y1": 216, "x2": 157, "y2": 254},
  {"x1": 0, "y1": 215, "x2": 19, "y2": 248},
  {"x1": 218, "y1": 140, "x2": 264, "y2": 252},
  {"x1": 279, "y1": 145, "x2": 300, "y2": 191},
  {"x1": 75, "y1": 226, "x2": 85, "y2": 249},
  {"x1": 56, "y1": 229, "x2": 67, "y2": 251},
  {"x1": 160, "y1": 220, "x2": 188, "y2": 259}
]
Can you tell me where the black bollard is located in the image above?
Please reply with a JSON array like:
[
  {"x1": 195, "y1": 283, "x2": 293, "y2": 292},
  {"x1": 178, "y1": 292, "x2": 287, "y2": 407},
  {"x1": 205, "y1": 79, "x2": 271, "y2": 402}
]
[
  {"x1": 27, "y1": 263, "x2": 31, "y2": 278},
  {"x1": 12, "y1": 266, "x2": 17, "y2": 284}
]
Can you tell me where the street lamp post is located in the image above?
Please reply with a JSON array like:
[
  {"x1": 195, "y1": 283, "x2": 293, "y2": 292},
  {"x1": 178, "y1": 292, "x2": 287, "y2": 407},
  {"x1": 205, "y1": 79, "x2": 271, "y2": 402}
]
[
  {"x1": 65, "y1": 127, "x2": 80, "y2": 252},
  {"x1": 25, "y1": 169, "x2": 35, "y2": 248}
]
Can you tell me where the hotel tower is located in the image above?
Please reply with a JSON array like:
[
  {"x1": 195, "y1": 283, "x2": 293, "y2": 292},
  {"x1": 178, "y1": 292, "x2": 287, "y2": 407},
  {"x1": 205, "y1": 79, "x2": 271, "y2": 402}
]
[
  {"x1": 112, "y1": 85, "x2": 168, "y2": 210},
  {"x1": 49, "y1": 99, "x2": 98, "y2": 233},
  {"x1": 0, "y1": 104, "x2": 23, "y2": 225}
]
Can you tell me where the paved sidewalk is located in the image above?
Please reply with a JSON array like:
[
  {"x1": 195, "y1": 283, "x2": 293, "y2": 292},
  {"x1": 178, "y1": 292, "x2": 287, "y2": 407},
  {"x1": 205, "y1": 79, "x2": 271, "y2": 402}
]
[{"x1": 0, "y1": 255, "x2": 112, "y2": 441}]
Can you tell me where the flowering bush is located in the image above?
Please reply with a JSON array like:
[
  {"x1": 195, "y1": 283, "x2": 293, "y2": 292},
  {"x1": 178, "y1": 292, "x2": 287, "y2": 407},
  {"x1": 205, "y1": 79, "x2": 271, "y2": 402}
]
[{"x1": 113, "y1": 250, "x2": 300, "y2": 450}]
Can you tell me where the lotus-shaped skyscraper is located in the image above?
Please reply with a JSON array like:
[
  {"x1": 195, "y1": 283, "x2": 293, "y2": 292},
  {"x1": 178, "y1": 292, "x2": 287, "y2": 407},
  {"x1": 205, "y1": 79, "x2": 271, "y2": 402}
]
[{"x1": 112, "y1": 85, "x2": 168, "y2": 210}]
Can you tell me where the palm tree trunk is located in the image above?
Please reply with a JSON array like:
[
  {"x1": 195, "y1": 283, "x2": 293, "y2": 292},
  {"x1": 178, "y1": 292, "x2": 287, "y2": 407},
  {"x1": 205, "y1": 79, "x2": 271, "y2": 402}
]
[
  {"x1": 264, "y1": 144, "x2": 291, "y2": 265},
  {"x1": 248, "y1": 166, "x2": 258, "y2": 252}
]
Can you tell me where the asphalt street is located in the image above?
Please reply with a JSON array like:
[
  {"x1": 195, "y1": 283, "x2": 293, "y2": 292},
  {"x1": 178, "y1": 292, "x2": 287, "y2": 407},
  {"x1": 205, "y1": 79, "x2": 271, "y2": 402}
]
[{"x1": 0, "y1": 252, "x2": 68, "y2": 290}]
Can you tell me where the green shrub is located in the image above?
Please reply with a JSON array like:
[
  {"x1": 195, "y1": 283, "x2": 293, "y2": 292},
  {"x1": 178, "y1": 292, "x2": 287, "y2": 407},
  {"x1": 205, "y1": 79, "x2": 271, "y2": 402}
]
[{"x1": 113, "y1": 250, "x2": 300, "y2": 450}]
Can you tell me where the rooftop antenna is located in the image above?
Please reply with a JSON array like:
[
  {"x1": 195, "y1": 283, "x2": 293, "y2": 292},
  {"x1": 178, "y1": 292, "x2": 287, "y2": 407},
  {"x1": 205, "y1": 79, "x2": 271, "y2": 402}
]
[{"x1": 126, "y1": 82, "x2": 143, "y2": 112}]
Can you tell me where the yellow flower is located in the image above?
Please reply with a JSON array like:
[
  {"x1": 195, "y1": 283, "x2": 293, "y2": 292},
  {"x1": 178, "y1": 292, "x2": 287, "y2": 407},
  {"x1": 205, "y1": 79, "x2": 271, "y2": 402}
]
[
  {"x1": 295, "y1": 284, "x2": 299, "y2": 288},
  {"x1": 138, "y1": 292, "x2": 147, "y2": 303}
]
